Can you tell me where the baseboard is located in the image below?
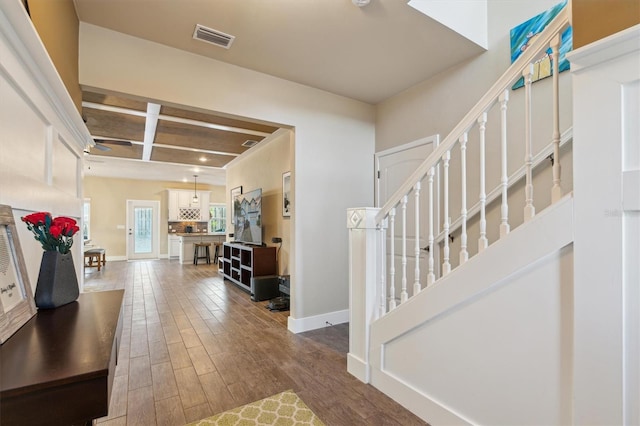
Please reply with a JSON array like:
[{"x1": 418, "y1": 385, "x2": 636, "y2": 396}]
[
  {"x1": 287, "y1": 309, "x2": 349, "y2": 334},
  {"x1": 347, "y1": 353, "x2": 370, "y2": 383},
  {"x1": 106, "y1": 255, "x2": 127, "y2": 262}
]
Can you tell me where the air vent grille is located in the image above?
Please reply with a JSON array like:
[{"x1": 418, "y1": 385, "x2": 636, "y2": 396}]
[
  {"x1": 242, "y1": 140, "x2": 259, "y2": 148},
  {"x1": 193, "y1": 24, "x2": 235, "y2": 49}
]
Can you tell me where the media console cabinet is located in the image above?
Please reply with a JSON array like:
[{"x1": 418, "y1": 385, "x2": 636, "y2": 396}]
[
  {"x1": 220, "y1": 242, "x2": 277, "y2": 293},
  {"x1": 0, "y1": 290, "x2": 124, "y2": 425}
]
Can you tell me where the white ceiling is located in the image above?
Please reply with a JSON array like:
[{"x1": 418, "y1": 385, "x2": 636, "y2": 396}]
[{"x1": 74, "y1": 0, "x2": 486, "y2": 185}]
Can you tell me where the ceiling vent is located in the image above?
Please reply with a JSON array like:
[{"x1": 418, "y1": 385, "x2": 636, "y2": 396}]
[
  {"x1": 193, "y1": 24, "x2": 235, "y2": 49},
  {"x1": 242, "y1": 140, "x2": 259, "y2": 148}
]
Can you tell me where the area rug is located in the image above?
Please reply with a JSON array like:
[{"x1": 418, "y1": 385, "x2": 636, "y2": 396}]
[{"x1": 187, "y1": 390, "x2": 325, "y2": 426}]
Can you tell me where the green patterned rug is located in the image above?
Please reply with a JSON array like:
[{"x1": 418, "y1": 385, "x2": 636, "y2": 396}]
[{"x1": 187, "y1": 390, "x2": 325, "y2": 426}]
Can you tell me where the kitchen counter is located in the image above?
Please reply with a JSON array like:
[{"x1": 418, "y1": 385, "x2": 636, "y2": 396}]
[{"x1": 168, "y1": 234, "x2": 225, "y2": 264}]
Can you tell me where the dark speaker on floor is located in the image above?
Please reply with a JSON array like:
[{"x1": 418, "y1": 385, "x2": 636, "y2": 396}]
[{"x1": 250, "y1": 275, "x2": 280, "y2": 302}]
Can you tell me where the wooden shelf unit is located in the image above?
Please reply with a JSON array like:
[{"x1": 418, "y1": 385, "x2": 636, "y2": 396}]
[{"x1": 221, "y1": 242, "x2": 277, "y2": 292}]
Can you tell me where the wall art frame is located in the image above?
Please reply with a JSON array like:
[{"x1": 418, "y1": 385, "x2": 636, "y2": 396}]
[
  {"x1": 0, "y1": 204, "x2": 36, "y2": 344},
  {"x1": 282, "y1": 171, "x2": 291, "y2": 217},
  {"x1": 510, "y1": 0, "x2": 572, "y2": 90},
  {"x1": 230, "y1": 186, "x2": 243, "y2": 232}
]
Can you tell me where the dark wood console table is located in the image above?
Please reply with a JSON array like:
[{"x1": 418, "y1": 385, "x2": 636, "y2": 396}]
[{"x1": 0, "y1": 290, "x2": 124, "y2": 425}]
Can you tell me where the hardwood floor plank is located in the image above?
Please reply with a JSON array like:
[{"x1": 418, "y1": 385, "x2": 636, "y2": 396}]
[
  {"x1": 198, "y1": 371, "x2": 238, "y2": 414},
  {"x1": 174, "y1": 366, "x2": 208, "y2": 409},
  {"x1": 186, "y1": 345, "x2": 217, "y2": 376},
  {"x1": 166, "y1": 341, "x2": 192, "y2": 370},
  {"x1": 126, "y1": 386, "x2": 156, "y2": 426},
  {"x1": 97, "y1": 416, "x2": 127, "y2": 426},
  {"x1": 128, "y1": 355, "x2": 152, "y2": 390},
  {"x1": 154, "y1": 395, "x2": 186, "y2": 426},
  {"x1": 180, "y1": 327, "x2": 203, "y2": 348},
  {"x1": 150, "y1": 361, "x2": 179, "y2": 401},
  {"x1": 183, "y1": 402, "x2": 214, "y2": 424},
  {"x1": 148, "y1": 339, "x2": 171, "y2": 365}
]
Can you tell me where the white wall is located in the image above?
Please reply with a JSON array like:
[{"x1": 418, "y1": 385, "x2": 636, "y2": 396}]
[
  {"x1": 0, "y1": 2, "x2": 89, "y2": 292},
  {"x1": 78, "y1": 24, "x2": 375, "y2": 330}
]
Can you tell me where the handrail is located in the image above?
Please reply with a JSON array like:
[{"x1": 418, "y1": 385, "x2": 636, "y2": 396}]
[{"x1": 375, "y1": 7, "x2": 570, "y2": 224}]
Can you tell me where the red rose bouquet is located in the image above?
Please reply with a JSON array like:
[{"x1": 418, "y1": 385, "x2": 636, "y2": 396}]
[{"x1": 22, "y1": 212, "x2": 80, "y2": 254}]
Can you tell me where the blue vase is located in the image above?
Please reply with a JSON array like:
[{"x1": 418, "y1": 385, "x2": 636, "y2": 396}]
[{"x1": 35, "y1": 251, "x2": 79, "y2": 309}]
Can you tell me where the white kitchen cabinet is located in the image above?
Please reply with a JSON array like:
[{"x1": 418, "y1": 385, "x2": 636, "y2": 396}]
[
  {"x1": 168, "y1": 234, "x2": 181, "y2": 258},
  {"x1": 167, "y1": 190, "x2": 210, "y2": 221}
]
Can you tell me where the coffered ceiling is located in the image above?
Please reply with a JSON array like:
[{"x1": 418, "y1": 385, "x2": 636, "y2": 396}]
[
  {"x1": 82, "y1": 90, "x2": 280, "y2": 185},
  {"x1": 75, "y1": 0, "x2": 486, "y2": 185}
]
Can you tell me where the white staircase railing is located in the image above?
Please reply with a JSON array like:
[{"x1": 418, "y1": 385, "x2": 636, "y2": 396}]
[{"x1": 376, "y1": 7, "x2": 569, "y2": 314}]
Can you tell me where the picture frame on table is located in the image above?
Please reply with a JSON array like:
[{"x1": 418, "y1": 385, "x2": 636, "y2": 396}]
[
  {"x1": 282, "y1": 171, "x2": 291, "y2": 217},
  {"x1": 230, "y1": 186, "x2": 243, "y2": 231},
  {"x1": 0, "y1": 204, "x2": 36, "y2": 344}
]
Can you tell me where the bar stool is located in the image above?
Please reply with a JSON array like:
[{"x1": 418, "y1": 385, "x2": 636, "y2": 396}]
[
  {"x1": 213, "y1": 242, "x2": 222, "y2": 264},
  {"x1": 193, "y1": 242, "x2": 211, "y2": 265}
]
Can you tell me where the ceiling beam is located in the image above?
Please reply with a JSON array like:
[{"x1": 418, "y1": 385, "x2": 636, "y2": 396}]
[{"x1": 142, "y1": 102, "x2": 161, "y2": 161}]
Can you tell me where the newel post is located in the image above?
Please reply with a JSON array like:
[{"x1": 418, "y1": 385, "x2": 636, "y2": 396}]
[{"x1": 347, "y1": 207, "x2": 382, "y2": 384}]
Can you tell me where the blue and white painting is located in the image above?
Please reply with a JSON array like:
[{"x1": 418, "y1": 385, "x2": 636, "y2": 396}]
[{"x1": 510, "y1": 0, "x2": 572, "y2": 90}]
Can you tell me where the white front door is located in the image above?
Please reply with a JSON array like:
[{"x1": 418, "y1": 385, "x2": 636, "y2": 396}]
[
  {"x1": 375, "y1": 135, "x2": 439, "y2": 298},
  {"x1": 126, "y1": 200, "x2": 160, "y2": 260}
]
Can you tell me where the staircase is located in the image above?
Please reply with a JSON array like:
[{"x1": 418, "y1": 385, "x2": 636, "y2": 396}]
[
  {"x1": 348, "y1": 9, "x2": 640, "y2": 424},
  {"x1": 348, "y1": 7, "x2": 577, "y2": 424}
]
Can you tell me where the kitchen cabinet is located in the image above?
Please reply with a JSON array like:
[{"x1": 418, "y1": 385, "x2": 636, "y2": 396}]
[
  {"x1": 168, "y1": 235, "x2": 181, "y2": 258},
  {"x1": 167, "y1": 190, "x2": 210, "y2": 221}
]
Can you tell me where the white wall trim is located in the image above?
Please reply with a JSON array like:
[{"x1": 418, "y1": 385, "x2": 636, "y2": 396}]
[{"x1": 287, "y1": 309, "x2": 349, "y2": 334}]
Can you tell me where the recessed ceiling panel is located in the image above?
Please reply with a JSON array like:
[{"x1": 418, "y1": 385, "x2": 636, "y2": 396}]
[
  {"x1": 154, "y1": 120, "x2": 261, "y2": 154},
  {"x1": 150, "y1": 146, "x2": 232, "y2": 168},
  {"x1": 160, "y1": 106, "x2": 279, "y2": 134},
  {"x1": 83, "y1": 91, "x2": 148, "y2": 112},
  {"x1": 83, "y1": 108, "x2": 146, "y2": 142},
  {"x1": 89, "y1": 143, "x2": 144, "y2": 160}
]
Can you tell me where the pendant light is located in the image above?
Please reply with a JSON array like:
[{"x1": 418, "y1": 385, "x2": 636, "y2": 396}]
[{"x1": 192, "y1": 175, "x2": 199, "y2": 204}]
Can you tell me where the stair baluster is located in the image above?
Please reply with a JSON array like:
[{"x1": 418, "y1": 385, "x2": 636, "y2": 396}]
[
  {"x1": 523, "y1": 64, "x2": 536, "y2": 222},
  {"x1": 400, "y1": 195, "x2": 408, "y2": 304},
  {"x1": 379, "y1": 224, "x2": 387, "y2": 316},
  {"x1": 442, "y1": 150, "x2": 451, "y2": 276},
  {"x1": 413, "y1": 182, "x2": 422, "y2": 295},
  {"x1": 460, "y1": 133, "x2": 469, "y2": 265},
  {"x1": 499, "y1": 90, "x2": 511, "y2": 238},
  {"x1": 388, "y1": 207, "x2": 396, "y2": 310},
  {"x1": 427, "y1": 167, "x2": 436, "y2": 286},
  {"x1": 478, "y1": 113, "x2": 489, "y2": 252},
  {"x1": 551, "y1": 34, "x2": 563, "y2": 202}
]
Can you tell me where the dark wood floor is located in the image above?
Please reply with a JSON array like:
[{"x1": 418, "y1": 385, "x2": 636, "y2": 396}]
[{"x1": 85, "y1": 259, "x2": 427, "y2": 426}]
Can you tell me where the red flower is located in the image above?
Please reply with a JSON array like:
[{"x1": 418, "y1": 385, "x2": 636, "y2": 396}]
[
  {"x1": 49, "y1": 225, "x2": 63, "y2": 239},
  {"x1": 22, "y1": 212, "x2": 51, "y2": 226},
  {"x1": 53, "y1": 216, "x2": 78, "y2": 237}
]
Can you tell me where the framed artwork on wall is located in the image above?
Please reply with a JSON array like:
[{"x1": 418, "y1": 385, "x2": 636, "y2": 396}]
[
  {"x1": 282, "y1": 171, "x2": 291, "y2": 217},
  {"x1": 0, "y1": 204, "x2": 37, "y2": 343},
  {"x1": 510, "y1": 0, "x2": 572, "y2": 90},
  {"x1": 230, "y1": 186, "x2": 242, "y2": 232}
]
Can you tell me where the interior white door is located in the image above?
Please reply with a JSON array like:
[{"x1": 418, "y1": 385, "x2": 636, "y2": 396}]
[
  {"x1": 376, "y1": 135, "x2": 439, "y2": 299},
  {"x1": 126, "y1": 200, "x2": 160, "y2": 260}
]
